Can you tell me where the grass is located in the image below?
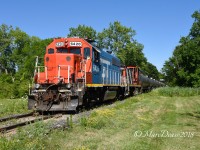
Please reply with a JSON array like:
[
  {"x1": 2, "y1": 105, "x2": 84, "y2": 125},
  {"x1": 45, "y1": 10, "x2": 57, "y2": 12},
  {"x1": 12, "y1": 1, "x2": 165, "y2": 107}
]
[
  {"x1": 0, "y1": 87, "x2": 200, "y2": 150},
  {"x1": 0, "y1": 98, "x2": 30, "y2": 118},
  {"x1": 155, "y1": 86, "x2": 200, "y2": 97}
]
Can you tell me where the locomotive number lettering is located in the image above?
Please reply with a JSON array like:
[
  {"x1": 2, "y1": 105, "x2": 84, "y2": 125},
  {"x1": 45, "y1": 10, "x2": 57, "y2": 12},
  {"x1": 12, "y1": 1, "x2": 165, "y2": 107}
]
[{"x1": 70, "y1": 42, "x2": 82, "y2": 47}]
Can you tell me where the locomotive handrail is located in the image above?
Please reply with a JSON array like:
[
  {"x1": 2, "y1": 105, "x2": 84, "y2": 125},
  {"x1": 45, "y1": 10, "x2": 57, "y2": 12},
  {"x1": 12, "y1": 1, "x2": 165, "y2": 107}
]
[
  {"x1": 84, "y1": 63, "x2": 86, "y2": 86},
  {"x1": 58, "y1": 65, "x2": 72, "y2": 83},
  {"x1": 78, "y1": 60, "x2": 86, "y2": 86},
  {"x1": 35, "y1": 65, "x2": 75, "y2": 83},
  {"x1": 36, "y1": 66, "x2": 48, "y2": 81}
]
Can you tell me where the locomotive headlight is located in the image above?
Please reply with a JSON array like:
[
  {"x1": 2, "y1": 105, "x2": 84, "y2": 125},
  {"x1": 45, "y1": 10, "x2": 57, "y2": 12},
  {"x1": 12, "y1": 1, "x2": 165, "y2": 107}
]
[
  {"x1": 66, "y1": 83, "x2": 71, "y2": 89},
  {"x1": 35, "y1": 84, "x2": 40, "y2": 89}
]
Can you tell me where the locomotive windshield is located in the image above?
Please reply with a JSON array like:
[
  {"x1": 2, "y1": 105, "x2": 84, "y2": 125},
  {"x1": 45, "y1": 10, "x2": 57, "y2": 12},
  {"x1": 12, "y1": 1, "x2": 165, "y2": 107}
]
[
  {"x1": 69, "y1": 48, "x2": 81, "y2": 55},
  {"x1": 57, "y1": 48, "x2": 68, "y2": 53},
  {"x1": 56, "y1": 48, "x2": 81, "y2": 55}
]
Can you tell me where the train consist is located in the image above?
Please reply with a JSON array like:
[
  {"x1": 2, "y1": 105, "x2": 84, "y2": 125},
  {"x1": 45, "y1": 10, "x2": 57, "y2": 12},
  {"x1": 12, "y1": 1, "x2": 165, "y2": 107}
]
[{"x1": 28, "y1": 37, "x2": 164, "y2": 111}]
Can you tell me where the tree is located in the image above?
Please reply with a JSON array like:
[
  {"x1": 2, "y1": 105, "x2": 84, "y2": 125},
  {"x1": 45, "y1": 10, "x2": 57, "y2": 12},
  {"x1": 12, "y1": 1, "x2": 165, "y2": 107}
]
[
  {"x1": 67, "y1": 25, "x2": 97, "y2": 40},
  {"x1": 0, "y1": 24, "x2": 15, "y2": 74},
  {"x1": 117, "y1": 42, "x2": 147, "y2": 67},
  {"x1": 190, "y1": 11, "x2": 200, "y2": 38},
  {"x1": 161, "y1": 57, "x2": 177, "y2": 86},
  {"x1": 0, "y1": 23, "x2": 53, "y2": 98},
  {"x1": 11, "y1": 27, "x2": 31, "y2": 73},
  {"x1": 162, "y1": 10, "x2": 200, "y2": 87},
  {"x1": 21, "y1": 37, "x2": 52, "y2": 79},
  {"x1": 144, "y1": 62, "x2": 160, "y2": 80},
  {"x1": 97, "y1": 21, "x2": 136, "y2": 53}
]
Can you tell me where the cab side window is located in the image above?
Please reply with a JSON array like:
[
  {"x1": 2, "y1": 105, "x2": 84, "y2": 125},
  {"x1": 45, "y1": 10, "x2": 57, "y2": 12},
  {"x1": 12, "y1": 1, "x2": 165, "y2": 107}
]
[
  {"x1": 84, "y1": 47, "x2": 90, "y2": 59},
  {"x1": 93, "y1": 48, "x2": 100, "y2": 63}
]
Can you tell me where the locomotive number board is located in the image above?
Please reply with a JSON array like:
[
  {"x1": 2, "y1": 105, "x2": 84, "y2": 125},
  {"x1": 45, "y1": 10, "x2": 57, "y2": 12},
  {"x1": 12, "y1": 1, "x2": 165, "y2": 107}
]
[{"x1": 70, "y1": 42, "x2": 82, "y2": 47}]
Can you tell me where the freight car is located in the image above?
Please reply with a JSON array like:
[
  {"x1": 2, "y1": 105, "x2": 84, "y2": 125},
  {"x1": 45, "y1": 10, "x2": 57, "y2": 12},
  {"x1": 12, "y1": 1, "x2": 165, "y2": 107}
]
[{"x1": 28, "y1": 37, "x2": 164, "y2": 111}]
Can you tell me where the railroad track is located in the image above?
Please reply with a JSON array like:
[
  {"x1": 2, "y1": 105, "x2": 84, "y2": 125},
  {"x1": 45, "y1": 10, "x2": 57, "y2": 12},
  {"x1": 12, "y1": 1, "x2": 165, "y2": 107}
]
[
  {"x1": 0, "y1": 98, "x2": 121, "y2": 134},
  {"x1": 0, "y1": 112, "x2": 62, "y2": 133},
  {"x1": 0, "y1": 112, "x2": 34, "y2": 122}
]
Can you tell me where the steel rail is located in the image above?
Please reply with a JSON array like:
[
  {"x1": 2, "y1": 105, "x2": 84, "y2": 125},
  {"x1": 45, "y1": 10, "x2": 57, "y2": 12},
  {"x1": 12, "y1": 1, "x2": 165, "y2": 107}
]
[
  {"x1": 0, "y1": 115, "x2": 55, "y2": 133},
  {"x1": 0, "y1": 112, "x2": 34, "y2": 122}
]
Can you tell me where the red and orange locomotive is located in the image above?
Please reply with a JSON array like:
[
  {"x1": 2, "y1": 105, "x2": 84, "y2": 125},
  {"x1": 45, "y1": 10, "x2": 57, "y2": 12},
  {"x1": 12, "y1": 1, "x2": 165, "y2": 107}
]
[{"x1": 28, "y1": 37, "x2": 164, "y2": 111}]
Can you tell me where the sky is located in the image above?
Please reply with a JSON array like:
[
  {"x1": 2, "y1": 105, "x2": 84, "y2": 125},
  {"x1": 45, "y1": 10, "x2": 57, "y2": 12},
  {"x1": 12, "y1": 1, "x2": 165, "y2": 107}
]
[{"x1": 0, "y1": 0, "x2": 199, "y2": 71}]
